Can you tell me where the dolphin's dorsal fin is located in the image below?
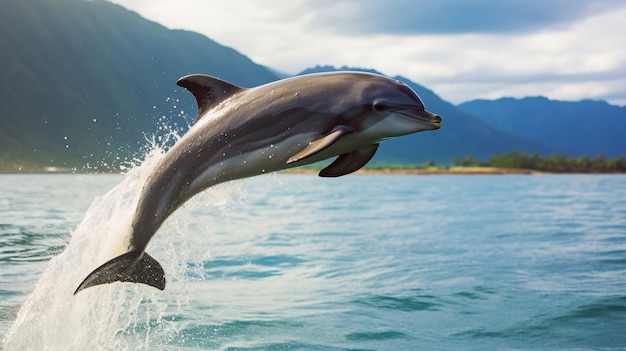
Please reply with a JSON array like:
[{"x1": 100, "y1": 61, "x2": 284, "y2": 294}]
[
  {"x1": 74, "y1": 251, "x2": 165, "y2": 294},
  {"x1": 177, "y1": 74, "x2": 243, "y2": 123},
  {"x1": 287, "y1": 125, "x2": 353, "y2": 164},
  {"x1": 319, "y1": 144, "x2": 379, "y2": 177}
]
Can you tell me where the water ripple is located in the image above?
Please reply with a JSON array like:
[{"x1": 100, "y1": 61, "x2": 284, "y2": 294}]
[{"x1": 352, "y1": 294, "x2": 442, "y2": 312}]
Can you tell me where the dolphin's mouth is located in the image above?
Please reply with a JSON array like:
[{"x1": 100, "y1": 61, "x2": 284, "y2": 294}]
[{"x1": 395, "y1": 108, "x2": 442, "y2": 129}]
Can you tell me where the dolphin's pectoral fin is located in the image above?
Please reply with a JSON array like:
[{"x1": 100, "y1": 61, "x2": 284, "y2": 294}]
[
  {"x1": 287, "y1": 125, "x2": 353, "y2": 164},
  {"x1": 177, "y1": 74, "x2": 243, "y2": 123},
  {"x1": 74, "y1": 251, "x2": 166, "y2": 295},
  {"x1": 319, "y1": 144, "x2": 379, "y2": 177}
]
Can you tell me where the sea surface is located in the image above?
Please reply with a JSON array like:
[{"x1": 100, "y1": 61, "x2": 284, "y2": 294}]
[{"x1": 0, "y1": 170, "x2": 625, "y2": 350}]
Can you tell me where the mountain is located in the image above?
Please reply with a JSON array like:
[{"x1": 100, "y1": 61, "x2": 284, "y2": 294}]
[
  {"x1": 0, "y1": 0, "x2": 278, "y2": 169},
  {"x1": 300, "y1": 66, "x2": 550, "y2": 164},
  {"x1": 458, "y1": 97, "x2": 626, "y2": 158},
  {"x1": 1, "y1": 0, "x2": 583, "y2": 170}
]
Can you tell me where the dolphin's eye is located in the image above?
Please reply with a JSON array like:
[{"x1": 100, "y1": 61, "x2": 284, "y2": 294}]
[{"x1": 372, "y1": 101, "x2": 387, "y2": 111}]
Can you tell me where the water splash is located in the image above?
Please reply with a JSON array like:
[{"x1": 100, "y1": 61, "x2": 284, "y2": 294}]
[{"x1": 2, "y1": 138, "x2": 243, "y2": 349}]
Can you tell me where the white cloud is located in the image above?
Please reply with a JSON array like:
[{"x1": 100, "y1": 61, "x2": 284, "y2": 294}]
[{"x1": 107, "y1": 0, "x2": 626, "y2": 105}]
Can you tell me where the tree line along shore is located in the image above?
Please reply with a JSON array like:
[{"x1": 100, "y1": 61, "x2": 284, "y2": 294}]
[
  {"x1": 450, "y1": 152, "x2": 626, "y2": 172},
  {"x1": 288, "y1": 152, "x2": 626, "y2": 175}
]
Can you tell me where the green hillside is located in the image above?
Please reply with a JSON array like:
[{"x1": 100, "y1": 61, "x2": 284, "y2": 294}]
[{"x1": 0, "y1": 0, "x2": 278, "y2": 170}]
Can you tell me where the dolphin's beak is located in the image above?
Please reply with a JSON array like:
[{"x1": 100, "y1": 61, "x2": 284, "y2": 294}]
[{"x1": 395, "y1": 108, "x2": 442, "y2": 129}]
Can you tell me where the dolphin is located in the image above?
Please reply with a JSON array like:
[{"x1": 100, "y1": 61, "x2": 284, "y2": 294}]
[{"x1": 74, "y1": 71, "x2": 441, "y2": 294}]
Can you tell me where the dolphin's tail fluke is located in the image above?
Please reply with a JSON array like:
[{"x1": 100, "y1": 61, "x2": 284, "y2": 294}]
[{"x1": 74, "y1": 251, "x2": 166, "y2": 295}]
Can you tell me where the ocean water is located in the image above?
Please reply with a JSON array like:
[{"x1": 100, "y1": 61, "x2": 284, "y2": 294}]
[{"x1": 0, "y1": 168, "x2": 625, "y2": 350}]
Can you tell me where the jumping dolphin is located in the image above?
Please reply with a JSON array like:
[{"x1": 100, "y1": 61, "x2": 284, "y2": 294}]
[{"x1": 74, "y1": 71, "x2": 442, "y2": 294}]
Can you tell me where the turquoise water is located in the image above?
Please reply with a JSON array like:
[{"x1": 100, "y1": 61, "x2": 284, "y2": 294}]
[{"x1": 1, "y1": 171, "x2": 625, "y2": 350}]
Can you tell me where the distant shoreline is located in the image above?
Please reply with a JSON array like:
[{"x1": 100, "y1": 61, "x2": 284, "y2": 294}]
[
  {"x1": 1, "y1": 166, "x2": 625, "y2": 175},
  {"x1": 279, "y1": 167, "x2": 625, "y2": 175},
  {"x1": 3, "y1": 151, "x2": 625, "y2": 174},
  {"x1": 281, "y1": 167, "x2": 546, "y2": 175}
]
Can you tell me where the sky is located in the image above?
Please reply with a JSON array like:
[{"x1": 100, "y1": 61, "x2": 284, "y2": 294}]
[{"x1": 108, "y1": 0, "x2": 626, "y2": 106}]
